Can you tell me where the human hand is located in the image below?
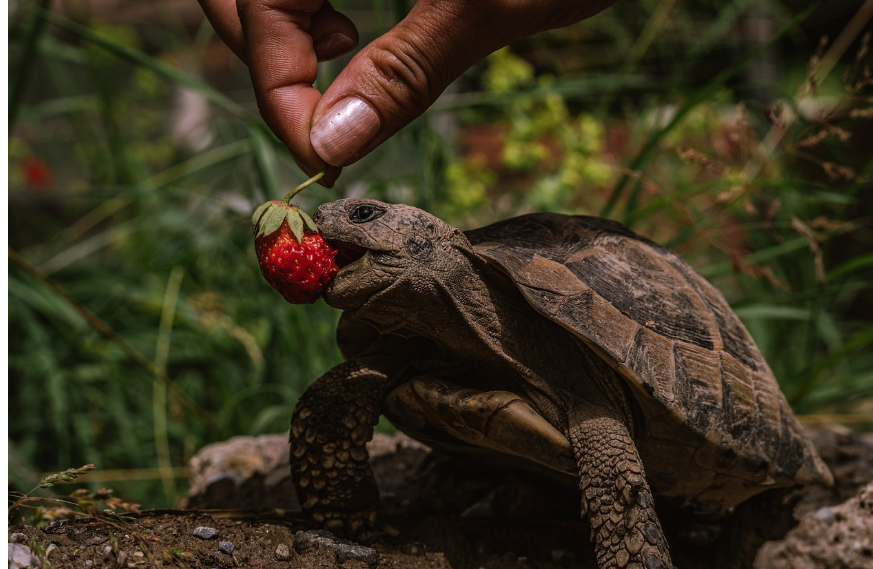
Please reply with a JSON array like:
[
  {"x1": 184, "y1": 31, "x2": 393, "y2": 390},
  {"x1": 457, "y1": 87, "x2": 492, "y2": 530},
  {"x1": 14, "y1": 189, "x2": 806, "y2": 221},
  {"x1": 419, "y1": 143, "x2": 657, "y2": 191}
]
[{"x1": 198, "y1": 0, "x2": 618, "y2": 186}]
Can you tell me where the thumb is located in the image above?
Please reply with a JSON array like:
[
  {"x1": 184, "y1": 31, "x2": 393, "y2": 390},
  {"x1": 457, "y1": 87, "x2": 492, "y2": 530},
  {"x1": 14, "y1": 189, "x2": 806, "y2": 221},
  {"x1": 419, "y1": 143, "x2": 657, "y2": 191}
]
[{"x1": 309, "y1": 1, "x2": 513, "y2": 166}]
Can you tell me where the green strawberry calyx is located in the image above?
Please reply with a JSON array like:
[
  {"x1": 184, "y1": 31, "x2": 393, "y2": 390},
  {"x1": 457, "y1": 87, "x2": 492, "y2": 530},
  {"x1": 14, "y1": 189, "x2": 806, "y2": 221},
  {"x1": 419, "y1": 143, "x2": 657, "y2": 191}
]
[
  {"x1": 251, "y1": 201, "x2": 318, "y2": 243},
  {"x1": 251, "y1": 168, "x2": 329, "y2": 243}
]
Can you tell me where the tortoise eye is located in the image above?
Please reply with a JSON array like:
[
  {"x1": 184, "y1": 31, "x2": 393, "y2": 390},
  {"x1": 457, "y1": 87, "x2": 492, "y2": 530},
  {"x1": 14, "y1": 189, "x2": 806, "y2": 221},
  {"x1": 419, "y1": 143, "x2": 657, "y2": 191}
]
[{"x1": 349, "y1": 204, "x2": 385, "y2": 224}]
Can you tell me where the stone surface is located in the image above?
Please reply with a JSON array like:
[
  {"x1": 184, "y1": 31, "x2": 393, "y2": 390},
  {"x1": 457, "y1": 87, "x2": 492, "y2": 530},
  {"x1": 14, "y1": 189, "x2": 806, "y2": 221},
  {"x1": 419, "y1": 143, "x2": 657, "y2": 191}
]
[
  {"x1": 754, "y1": 481, "x2": 873, "y2": 569},
  {"x1": 184, "y1": 433, "x2": 297, "y2": 510},
  {"x1": 192, "y1": 525, "x2": 219, "y2": 540},
  {"x1": 8, "y1": 543, "x2": 41, "y2": 569},
  {"x1": 274, "y1": 543, "x2": 291, "y2": 561},
  {"x1": 793, "y1": 423, "x2": 873, "y2": 518}
]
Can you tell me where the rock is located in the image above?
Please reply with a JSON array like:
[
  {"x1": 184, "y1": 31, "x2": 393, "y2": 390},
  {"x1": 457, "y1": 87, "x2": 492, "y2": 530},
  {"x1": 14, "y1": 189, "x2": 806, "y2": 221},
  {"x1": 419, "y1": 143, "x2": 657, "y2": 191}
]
[
  {"x1": 192, "y1": 526, "x2": 219, "y2": 540},
  {"x1": 275, "y1": 543, "x2": 291, "y2": 561},
  {"x1": 795, "y1": 423, "x2": 873, "y2": 518},
  {"x1": 293, "y1": 530, "x2": 380, "y2": 568},
  {"x1": 8, "y1": 543, "x2": 40, "y2": 569},
  {"x1": 184, "y1": 434, "x2": 296, "y2": 510},
  {"x1": 753, "y1": 481, "x2": 873, "y2": 569},
  {"x1": 218, "y1": 541, "x2": 234, "y2": 555},
  {"x1": 184, "y1": 431, "x2": 430, "y2": 512}
]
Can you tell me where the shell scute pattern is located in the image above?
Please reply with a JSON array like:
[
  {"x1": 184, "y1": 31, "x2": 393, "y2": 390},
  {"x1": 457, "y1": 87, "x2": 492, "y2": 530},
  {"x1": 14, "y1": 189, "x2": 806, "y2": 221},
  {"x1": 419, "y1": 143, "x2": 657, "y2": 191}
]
[
  {"x1": 466, "y1": 212, "x2": 824, "y2": 490},
  {"x1": 624, "y1": 328, "x2": 677, "y2": 403},
  {"x1": 570, "y1": 234, "x2": 720, "y2": 351},
  {"x1": 658, "y1": 252, "x2": 766, "y2": 371}
]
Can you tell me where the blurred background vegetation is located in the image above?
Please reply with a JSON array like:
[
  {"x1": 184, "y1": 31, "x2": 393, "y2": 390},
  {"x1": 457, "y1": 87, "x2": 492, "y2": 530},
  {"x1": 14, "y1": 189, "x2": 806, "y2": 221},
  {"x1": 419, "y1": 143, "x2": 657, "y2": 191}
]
[{"x1": 8, "y1": 0, "x2": 873, "y2": 510}]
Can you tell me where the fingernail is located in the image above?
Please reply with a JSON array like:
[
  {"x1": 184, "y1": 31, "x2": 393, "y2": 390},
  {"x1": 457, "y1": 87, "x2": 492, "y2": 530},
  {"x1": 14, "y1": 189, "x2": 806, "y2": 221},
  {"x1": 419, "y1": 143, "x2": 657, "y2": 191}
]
[
  {"x1": 311, "y1": 98, "x2": 381, "y2": 165},
  {"x1": 314, "y1": 33, "x2": 357, "y2": 60}
]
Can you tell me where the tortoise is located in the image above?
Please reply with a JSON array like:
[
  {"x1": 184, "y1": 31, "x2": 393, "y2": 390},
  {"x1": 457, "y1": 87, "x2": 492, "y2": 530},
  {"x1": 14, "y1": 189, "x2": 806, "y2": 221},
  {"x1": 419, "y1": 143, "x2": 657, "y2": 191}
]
[{"x1": 289, "y1": 198, "x2": 832, "y2": 569}]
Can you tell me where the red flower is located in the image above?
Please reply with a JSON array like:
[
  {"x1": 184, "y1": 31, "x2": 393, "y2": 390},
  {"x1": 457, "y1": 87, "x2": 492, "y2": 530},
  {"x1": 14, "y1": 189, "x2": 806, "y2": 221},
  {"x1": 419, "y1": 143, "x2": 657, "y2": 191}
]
[{"x1": 21, "y1": 156, "x2": 54, "y2": 192}]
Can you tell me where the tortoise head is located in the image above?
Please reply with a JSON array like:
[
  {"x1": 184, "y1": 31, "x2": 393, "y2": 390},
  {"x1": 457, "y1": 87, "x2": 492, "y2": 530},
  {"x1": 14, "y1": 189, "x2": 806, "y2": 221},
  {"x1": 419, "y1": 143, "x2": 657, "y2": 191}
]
[{"x1": 313, "y1": 199, "x2": 471, "y2": 312}]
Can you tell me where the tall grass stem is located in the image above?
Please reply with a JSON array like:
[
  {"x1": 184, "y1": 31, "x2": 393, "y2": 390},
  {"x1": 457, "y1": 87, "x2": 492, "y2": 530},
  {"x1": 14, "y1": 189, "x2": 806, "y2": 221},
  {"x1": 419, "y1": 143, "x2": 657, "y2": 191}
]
[{"x1": 153, "y1": 267, "x2": 185, "y2": 506}]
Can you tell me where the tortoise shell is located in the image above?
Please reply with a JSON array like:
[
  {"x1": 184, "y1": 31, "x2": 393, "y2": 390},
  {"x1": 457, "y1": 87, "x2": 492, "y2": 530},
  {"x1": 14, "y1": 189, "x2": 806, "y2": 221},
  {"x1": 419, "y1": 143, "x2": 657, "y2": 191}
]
[{"x1": 453, "y1": 213, "x2": 831, "y2": 511}]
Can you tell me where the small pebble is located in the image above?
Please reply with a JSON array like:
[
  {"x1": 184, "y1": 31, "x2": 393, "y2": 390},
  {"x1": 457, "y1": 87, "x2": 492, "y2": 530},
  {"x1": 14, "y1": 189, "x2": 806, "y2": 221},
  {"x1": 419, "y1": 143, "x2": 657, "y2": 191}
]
[
  {"x1": 8, "y1": 543, "x2": 41, "y2": 568},
  {"x1": 9, "y1": 533, "x2": 28, "y2": 544},
  {"x1": 275, "y1": 544, "x2": 291, "y2": 561},
  {"x1": 219, "y1": 541, "x2": 235, "y2": 555},
  {"x1": 193, "y1": 526, "x2": 220, "y2": 540}
]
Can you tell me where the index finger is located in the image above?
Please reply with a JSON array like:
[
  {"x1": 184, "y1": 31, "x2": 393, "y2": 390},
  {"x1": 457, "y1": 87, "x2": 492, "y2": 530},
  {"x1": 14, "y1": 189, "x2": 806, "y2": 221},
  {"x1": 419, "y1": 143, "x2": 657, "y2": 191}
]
[{"x1": 236, "y1": 0, "x2": 332, "y2": 180}]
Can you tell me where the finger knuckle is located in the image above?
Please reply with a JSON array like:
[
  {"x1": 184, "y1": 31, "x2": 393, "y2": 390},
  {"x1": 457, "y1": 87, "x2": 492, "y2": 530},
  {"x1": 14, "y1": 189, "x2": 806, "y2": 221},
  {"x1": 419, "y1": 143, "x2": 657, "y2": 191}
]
[{"x1": 367, "y1": 39, "x2": 438, "y2": 116}]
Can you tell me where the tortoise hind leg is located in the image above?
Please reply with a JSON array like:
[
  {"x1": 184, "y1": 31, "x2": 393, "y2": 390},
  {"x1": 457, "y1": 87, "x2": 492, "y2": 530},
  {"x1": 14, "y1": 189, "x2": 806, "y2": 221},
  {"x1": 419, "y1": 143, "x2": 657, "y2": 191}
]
[{"x1": 568, "y1": 406, "x2": 673, "y2": 569}]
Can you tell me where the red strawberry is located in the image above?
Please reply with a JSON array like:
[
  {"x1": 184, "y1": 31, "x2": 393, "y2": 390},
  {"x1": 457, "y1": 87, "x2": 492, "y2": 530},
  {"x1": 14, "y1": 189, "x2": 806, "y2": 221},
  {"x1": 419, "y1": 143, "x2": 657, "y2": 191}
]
[{"x1": 252, "y1": 200, "x2": 338, "y2": 304}]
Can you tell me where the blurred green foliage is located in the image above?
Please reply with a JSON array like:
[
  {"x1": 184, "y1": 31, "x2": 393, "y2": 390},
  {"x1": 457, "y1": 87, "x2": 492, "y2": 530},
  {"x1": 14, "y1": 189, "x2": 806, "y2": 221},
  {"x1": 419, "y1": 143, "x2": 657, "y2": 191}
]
[{"x1": 8, "y1": 0, "x2": 873, "y2": 510}]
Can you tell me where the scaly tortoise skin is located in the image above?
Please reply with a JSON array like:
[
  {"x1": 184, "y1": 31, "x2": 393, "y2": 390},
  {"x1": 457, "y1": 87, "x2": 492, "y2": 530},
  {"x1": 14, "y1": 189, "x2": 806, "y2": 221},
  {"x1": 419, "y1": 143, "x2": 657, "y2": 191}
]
[{"x1": 290, "y1": 199, "x2": 832, "y2": 569}]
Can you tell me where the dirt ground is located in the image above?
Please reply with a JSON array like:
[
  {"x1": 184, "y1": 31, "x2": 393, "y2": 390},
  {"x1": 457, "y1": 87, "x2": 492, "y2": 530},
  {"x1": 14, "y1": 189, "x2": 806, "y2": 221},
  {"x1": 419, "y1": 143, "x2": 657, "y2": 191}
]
[{"x1": 9, "y1": 423, "x2": 873, "y2": 569}]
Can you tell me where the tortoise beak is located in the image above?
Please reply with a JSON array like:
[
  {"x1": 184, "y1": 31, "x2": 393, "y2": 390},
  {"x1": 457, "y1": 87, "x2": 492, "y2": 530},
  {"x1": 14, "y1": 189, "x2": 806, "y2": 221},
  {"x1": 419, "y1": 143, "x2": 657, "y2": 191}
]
[
  {"x1": 329, "y1": 240, "x2": 369, "y2": 270},
  {"x1": 321, "y1": 239, "x2": 379, "y2": 309}
]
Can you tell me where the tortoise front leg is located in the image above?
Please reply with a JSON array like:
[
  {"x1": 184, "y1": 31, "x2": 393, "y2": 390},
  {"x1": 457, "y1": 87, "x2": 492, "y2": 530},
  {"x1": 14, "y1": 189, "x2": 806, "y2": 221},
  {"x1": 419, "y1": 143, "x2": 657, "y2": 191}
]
[
  {"x1": 568, "y1": 406, "x2": 673, "y2": 569},
  {"x1": 290, "y1": 353, "x2": 404, "y2": 536}
]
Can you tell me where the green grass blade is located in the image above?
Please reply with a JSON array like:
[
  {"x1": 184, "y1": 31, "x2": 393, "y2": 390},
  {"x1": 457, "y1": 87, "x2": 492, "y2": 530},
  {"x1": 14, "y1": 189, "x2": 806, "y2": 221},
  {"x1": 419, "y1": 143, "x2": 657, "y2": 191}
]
[
  {"x1": 685, "y1": 0, "x2": 757, "y2": 61},
  {"x1": 601, "y1": 7, "x2": 816, "y2": 221},
  {"x1": 828, "y1": 253, "x2": 873, "y2": 282},
  {"x1": 733, "y1": 305, "x2": 814, "y2": 321},
  {"x1": 142, "y1": 139, "x2": 253, "y2": 189},
  {"x1": 699, "y1": 237, "x2": 810, "y2": 279},
  {"x1": 153, "y1": 267, "x2": 185, "y2": 505},
  {"x1": 34, "y1": 5, "x2": 249, "y2": 118},
  {"x1": 9, "y1": 0, "x2": 53, "y2": 133},
  {"x1": 247, "y1": 122, "x2": 282, "y2": 199}
]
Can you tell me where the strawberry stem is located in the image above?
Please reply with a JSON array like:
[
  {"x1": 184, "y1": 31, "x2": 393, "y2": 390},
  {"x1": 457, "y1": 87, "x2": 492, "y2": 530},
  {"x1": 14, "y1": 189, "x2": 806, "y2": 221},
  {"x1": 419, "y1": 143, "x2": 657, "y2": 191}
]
[{"x1": 283, "y1": 168, "x2": 330, "y2": 204}]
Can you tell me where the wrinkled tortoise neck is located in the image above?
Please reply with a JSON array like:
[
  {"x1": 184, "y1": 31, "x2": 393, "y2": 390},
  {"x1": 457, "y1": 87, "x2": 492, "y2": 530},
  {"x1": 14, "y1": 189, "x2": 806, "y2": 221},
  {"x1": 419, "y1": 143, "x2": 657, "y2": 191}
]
[{"x1": 411, "y1": 234, "x2": 543, "y2": 360}]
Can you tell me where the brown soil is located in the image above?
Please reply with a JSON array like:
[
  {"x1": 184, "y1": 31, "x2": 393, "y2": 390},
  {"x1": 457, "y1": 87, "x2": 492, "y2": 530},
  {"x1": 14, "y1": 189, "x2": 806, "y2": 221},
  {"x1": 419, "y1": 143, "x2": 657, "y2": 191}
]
[
  {"x1": 11, "y1": 510, "x2": 603, "y2": 569},
  {"x1": 9, "y1": 424, "x2": 873, "y2": 569}
]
